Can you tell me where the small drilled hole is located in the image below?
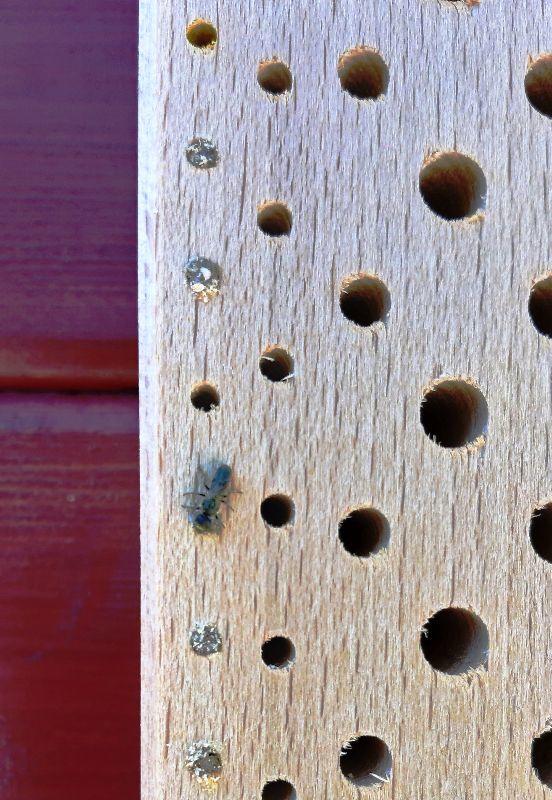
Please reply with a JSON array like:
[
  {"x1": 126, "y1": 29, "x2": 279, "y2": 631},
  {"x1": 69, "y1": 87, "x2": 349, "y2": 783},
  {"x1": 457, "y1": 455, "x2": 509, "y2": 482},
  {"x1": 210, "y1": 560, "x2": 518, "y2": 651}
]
[
  {"x1": 339, "y1": 736, "x2": 392, "y2": 788},
  {"x1": 261, "y1": 636, "x2": 295, "y2": 669},
  {"x1": 261, "y1": 494, "x2": 294, "y2": 527},
  {"x1": 257, "y1": 202, "x2": 292, "y2": 237},
  {"x1": 186, "y1": 18, "x2": 217, "y2": 50},
  {"x1": 258, "y1": 59, "x2": 292, "y2": 95},
  {"x1": 533, "y1": 729, "x2": 552, "y2": 788},
  {"x1": 420, "y1": 379, "x2": 488, "y2": 449},
  {"x1": 525, "y1": 55, "x2": 552, "y2": 118},
  {"x1": 419, "y1": 151, "x2": 486, "y2": 220},
  {"x1": 530, "y1": 503, "x2": 552, "y2": 563},
  {"x1": 190, "y1": 382, "x2": 220, "y2": 412},
  {"x1": 420, "y1": 607, "x2": 489, "y2": 675},
  {"x1": 338, "y1": 47, "x2": 388, "y2": 100},
  {"x1": 529, "y1": 274, "x2": 552, "y2": 338},
  {"x1": 261, "y1": 779, "x2": 296, "y2": 800},
  {"x1": 259, "y1": 347, "x2": 293, "y2": 382},
  {"x1": 339, "y1": 274, "x2": 390, "y2": 327},
  {"x1": 339, "y1": 507, "x2": 389, "y2": 558}
]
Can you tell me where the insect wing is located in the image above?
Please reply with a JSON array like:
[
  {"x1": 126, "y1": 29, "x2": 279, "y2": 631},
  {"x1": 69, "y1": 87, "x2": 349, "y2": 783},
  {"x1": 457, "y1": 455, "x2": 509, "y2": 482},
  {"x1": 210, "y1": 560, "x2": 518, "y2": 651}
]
[{"x1": 210, "y1": 465, "x2": 231, "y2": 494}]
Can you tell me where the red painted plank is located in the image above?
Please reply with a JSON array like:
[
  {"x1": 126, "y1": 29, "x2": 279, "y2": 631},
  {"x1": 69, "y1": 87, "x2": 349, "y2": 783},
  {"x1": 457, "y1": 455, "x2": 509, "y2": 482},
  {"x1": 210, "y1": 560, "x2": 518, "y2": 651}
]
[
  {"x1": 0, "y1": 1, "x2": 137, "y2": 389},
  {"x1": 0, "y1": 395, "x2": 139, "y2": 800}
]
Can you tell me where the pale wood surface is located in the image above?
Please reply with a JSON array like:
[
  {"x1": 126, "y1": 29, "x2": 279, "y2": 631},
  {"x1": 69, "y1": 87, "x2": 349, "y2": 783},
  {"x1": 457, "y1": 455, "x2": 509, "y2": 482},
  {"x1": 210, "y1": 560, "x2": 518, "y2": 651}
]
[{"x1": 139, "y1": 1, "x2": 552, "y2": 797}]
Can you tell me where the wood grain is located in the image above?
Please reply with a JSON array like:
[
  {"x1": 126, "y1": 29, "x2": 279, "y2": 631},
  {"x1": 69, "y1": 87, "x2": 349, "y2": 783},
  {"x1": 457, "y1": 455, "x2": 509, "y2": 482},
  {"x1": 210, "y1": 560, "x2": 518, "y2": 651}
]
[
  {"x1": 139, "y1": 1, "x2": 552, "y2": 797},
  {"x1": 0, "y1": 395, "x2": 139, "y2": 800}
]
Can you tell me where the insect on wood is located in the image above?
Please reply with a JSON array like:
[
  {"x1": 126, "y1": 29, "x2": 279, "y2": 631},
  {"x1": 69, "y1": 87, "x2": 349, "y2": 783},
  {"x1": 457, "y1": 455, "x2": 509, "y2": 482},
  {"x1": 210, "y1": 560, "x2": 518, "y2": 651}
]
[{"x1": 183, "y1": 464, "x2": 237, "y2": 534}]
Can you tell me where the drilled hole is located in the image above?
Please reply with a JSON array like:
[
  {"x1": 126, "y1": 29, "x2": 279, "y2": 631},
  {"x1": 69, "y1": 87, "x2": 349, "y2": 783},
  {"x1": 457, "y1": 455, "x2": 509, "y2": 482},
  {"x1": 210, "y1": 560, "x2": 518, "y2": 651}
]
[
  {"x1": 339, "y1": 274, "x2": 390, "y2": 327},
  {"x1": 185, "y1": 18, "x2": 217, "y2": 50},
  {"x1": 258, "y1": 59, "x2": 292, "y2": 95},
  {"x1": 339, "y1": 736, "x2": 392, "y2": 788},
  {"x1": 530, "y1": 503, "x2": 552, "y2": 563},
  {"x1": 261, "y1": 636, "x2": 295, "y2": 669},
  {"x1": 261, "y1": 494, "x2": 294, "y2": 527},
  {"x1": 262, "y1": 779, "x2": 296, "y2": 800},
  {"x1": 420, "y1": 607, "x2": 488, "y2": 675},
  {"x1": 339, "y1": 507, "x2": 389, "y2": 558},
  {"x1": 257, "y1": 202, "x2": 292, "y2": 237},
  {"x1": 190, "y1": 382, "x2": 220, "y2": 412},
  {"x1": 338, "y1": 47, "x2": 388, "y2": 100},
  {"x1": 259, "y1": 347, "x2": 294, "y2": 382},
  {"x1": 420, "y1": 378, "x2": 488, "y2": 449},
  {"x1": 419, "y1": 151, "x2": 486, "y2": 220},
  {"x1": 533, "y1": 729, "x2": 552, "y2": 788},
  {"x1": 525, "y1": 55, "x2": 552, "y2": 118},
  {"x1": 529, "y1": 274, "x2": 552, "y2": 338}
]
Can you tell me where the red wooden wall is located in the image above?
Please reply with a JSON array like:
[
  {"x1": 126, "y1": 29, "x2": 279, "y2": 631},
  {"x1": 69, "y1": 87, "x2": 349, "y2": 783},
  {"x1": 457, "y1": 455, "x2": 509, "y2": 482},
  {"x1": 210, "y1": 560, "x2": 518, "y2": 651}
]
[{"x1": 0, "y1": 2, "x2": 139, "y2": 798}]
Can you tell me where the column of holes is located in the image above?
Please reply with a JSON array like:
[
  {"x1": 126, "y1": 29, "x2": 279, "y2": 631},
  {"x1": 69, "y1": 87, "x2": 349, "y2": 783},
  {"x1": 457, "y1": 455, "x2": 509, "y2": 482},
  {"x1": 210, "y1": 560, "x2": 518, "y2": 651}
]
[{"x1": 183, "y1": 15, "x2": 552, "y2": 796}]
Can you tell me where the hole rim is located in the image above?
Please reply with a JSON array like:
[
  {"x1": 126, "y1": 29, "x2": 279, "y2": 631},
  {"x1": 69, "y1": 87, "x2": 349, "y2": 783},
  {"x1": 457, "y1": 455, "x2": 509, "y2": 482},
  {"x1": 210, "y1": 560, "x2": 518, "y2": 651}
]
[
  {"x1": 259, "y1": 346, "x2": 294, "y2": 383},
  {"x1": 420, "y1": 606, "x2": 489, "y2": 676},
  {"x1": 338, "y1": 506, "x2": 390, "y2": 558},
  {"x1": 419, "y1": 150, "x2": 487, "y2": 221},
  {"x1": 190, "y1": 381, "x2": 220, "y2": 413},
  {"x1": 257, "y1": 201, "x2": 293, "y2": 237},
  {"x1": 185, "y1": 18, "x2": 217, "y2": 51},
  {"x1": 337, "y1": 46, "x2": 389, "y2": 100},
  {"x1": 260, "y1": 494, "x2": 295, "y2": 528},
  {"x1": 261, "y1": 635, "x2": 296, "y2": 670},
  {"x1": 261, "y1": 779, "x2": 296, "y2": 800},
  {"x1": 528, "y1": 273, "x2": 552, "y2": 338},
  {"x1": 525, "y1": 54, "x2": 552, "y2": 118},
  {"x1": 339, "y1": 273, "x2": 391, "y2": 328},
  {"x1": 532, "y1": 728, "x2": 552, "y2": 788},
  {"x1": 529, "y1": 502, "x2": 552, "y2": 563},
  {"x1": 420, "y1": 377, "x2": 489, "y2": 450},
  {"x1": 339, "y1": 735, "x2": 392, "y2": 788},
  {"x1": 257, "y1": 59, "x2": 293, "y2": 96}
]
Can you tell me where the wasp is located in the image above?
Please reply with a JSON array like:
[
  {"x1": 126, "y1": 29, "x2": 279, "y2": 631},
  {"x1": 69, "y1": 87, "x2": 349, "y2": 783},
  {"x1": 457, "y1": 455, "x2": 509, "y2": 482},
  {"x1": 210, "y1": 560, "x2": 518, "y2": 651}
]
[{"x1": 183, "y1": 464, "x2": 238, "y2": 533}]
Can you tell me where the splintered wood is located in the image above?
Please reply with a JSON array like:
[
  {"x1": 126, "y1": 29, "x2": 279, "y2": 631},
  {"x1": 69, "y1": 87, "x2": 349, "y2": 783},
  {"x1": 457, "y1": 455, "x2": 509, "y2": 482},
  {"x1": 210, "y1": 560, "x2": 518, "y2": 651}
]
[{"x1": 139, "y1": 2, "x2": 552, "y2": 798}]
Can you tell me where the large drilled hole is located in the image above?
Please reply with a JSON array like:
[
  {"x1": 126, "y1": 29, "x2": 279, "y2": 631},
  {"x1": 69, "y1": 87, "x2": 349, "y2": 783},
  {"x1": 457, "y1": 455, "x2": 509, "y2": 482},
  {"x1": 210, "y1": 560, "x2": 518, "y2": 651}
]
[
  {"x1": 530, "y1": 503, "x2": 552, "y2": 563},
  {"x1": 420, "y1": 607, "x2": 489, "y2": 675},
  {"x1": 338, "y1": 47, "x2": 389, "y2": 100},
  {"x1": 419, "y1": 151, "x2": 486, "y2": 220},
  {"x1": 261, "y1": 636, "x2": 295, "y2": 669},
  {"x1": 339, "y1": 274, "x2": 390, "y2": 327},
  {"x1": 339, "y1": 736, "x2": 392, "y2": 788},
  {"x1": 261, "y1": 779, "x2": 296, "y2": 800},
  {"x1": 339, "y1": 507, "x2": 389, "y2": 558},
  {"x1": 257, "y1": 202, "x2": 292, "y2": 237},
  {"x1": 525, "y1": 55, "x2": 552, "y2": 118},
  {"x1": 258, "y1": 59, "x2": 292, "y2": 95},
  {"x1": 259, "y1": 347, "x2": 294, "y2": 382},
  {"x1": 529, "y1": 274, "x2": 552, "y2": 338},
  {"x1": 185, "y1": 18, "x2": 217, "y2": 50},
  {"x1": 420, "y1": 379, "x2": 488, "y2": 449},
  {"x1": 261, "y1": 494, "x2": 294, "y2": 527},
  {"x1": 190, "y1": 382, "x2": 220, "y2": 412},
  {"x1": 533, "y1": 729, "x2": 552, "y2": 788}
]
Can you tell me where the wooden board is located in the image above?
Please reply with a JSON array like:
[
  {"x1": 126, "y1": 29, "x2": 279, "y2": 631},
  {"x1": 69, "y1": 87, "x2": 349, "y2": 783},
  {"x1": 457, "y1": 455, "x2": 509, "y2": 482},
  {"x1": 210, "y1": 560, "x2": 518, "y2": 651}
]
[
  {"x1": 0, "y1": 395, "x2": 139, "y2": 800},
  {"x1": 0, "y1": 0, "x2": 137, "y2": 390},
  {"x1": 139, "y1": 2, "x2": 552, "y2": 797}
]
